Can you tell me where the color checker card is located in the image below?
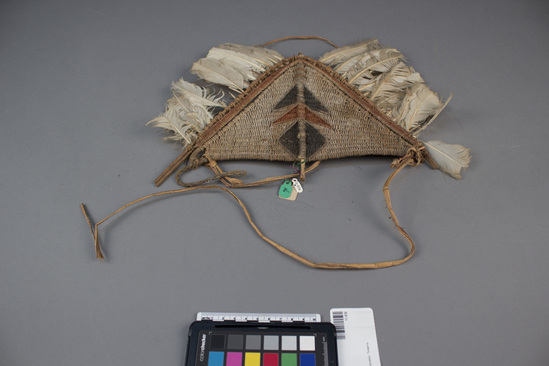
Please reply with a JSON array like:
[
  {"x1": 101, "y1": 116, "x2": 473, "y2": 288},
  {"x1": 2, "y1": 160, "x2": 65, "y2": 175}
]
[{"x1": 185, "y1": 321, "x2": 338, "y2": 366}]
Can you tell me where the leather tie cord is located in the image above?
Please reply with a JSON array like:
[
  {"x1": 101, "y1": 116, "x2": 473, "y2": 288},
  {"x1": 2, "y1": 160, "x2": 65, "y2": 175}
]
[
  {"x1": 263, "y1": 36, "x2": 338, "y2": 49},
  {"x1": 175, "y1": 154, "x2": 322, "y2": 189},
  {"x1": 80, "y1": 155, "x2": 416, "y2": 269}
]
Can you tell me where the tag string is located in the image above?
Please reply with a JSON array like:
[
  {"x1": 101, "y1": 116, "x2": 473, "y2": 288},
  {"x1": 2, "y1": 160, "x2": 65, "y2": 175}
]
[{"x1": 81, "y1": 155, "x2": 416, "y2": 269}]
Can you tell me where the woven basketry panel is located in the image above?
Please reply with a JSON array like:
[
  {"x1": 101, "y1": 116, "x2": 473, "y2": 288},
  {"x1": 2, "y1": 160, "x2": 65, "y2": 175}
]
[
  {"x1": 199, "y1": 56, "x2": 418, "y2": 162},
  {"x1": 204, "y1": 63, "x2": 296, "y2": 161}
]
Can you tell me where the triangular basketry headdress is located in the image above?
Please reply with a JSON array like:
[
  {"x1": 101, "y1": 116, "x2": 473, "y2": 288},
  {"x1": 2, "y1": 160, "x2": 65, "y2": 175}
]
[{"x1": 82, "y1": 37, "x2": 471, "y2": 269}]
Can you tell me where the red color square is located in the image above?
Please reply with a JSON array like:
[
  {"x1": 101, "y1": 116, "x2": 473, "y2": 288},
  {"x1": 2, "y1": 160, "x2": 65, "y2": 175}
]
[{"x1": 263, "y1": 353, "x2": 279, "y2": 366}]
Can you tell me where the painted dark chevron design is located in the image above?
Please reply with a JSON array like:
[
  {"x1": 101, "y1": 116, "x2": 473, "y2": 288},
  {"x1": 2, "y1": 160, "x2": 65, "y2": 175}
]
[
  {"x1": 273, "y1": 83, "x2": 331, "y2": 159},
  {"x1": 272, "y1": 105, "x2": 332, "y2": 128}
]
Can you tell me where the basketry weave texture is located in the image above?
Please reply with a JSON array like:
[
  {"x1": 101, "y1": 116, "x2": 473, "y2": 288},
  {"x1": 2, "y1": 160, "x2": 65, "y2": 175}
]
[{"x1": 193, "y1": 55, "x2": 422, "y2": 163}]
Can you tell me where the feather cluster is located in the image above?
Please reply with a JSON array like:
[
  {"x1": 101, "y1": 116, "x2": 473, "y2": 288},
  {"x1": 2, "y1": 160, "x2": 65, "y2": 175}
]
[
  {"x1": 191, "y1": 43, "x2": 284, "y2": 93},
  {"x1": 320, "y1": 39, "x2": 470, "y2": 178},
  {"x1": 147, "y1": 79, "x2": 226, "y2": 147},
  {"x1": 149, "y1": 43, "x2": 282, "y2": 148},
  {"x1": 149, "y1": 40, "x2": 470, "y2": 179},
  {"x1": 319, "y1": 39, "x2": 449, "y2": 136}
]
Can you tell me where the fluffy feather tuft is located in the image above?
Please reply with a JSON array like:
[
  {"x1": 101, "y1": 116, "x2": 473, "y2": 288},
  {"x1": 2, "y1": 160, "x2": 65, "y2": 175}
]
[
  {"x1": 171, "y1": 78, "x2": 226, "y2": 107},
  {"x1": 147, "y1": 79, "x2": 225, "y2": 146},
  {"x1": 423, "y1": 140, "x2": 471, "y2": 179}
]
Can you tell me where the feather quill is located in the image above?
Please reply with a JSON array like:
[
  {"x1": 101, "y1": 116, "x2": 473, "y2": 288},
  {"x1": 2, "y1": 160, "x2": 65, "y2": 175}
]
[
  {"x1": 423, "y1": 140, "x2": 471, "y2": 179},
  {"x1": 319, "y1": 39, "x2": 382, "y2": 67},
  {"x1": 191, "y1": 58, "x2": 249, "y2": 93}
]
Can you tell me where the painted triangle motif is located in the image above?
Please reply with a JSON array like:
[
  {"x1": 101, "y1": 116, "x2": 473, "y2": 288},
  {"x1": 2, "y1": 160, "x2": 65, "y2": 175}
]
[
  {"x1": 279, "y1": 122, "x2": 326, "y2": 158},
  {"x1": 274, "y1": 85, "x2": 329, "y2": 113}
]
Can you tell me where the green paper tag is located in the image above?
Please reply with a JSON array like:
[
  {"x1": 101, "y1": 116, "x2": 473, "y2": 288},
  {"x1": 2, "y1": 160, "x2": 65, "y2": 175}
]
[{"x1": 278, "y1": 180, "x2": 294, "y2": 199}]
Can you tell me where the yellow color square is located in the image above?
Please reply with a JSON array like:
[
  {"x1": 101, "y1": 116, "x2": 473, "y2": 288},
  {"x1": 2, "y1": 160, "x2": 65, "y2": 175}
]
[{"x1": 245, "y1": 352, "x2": 260, "y2": 366}]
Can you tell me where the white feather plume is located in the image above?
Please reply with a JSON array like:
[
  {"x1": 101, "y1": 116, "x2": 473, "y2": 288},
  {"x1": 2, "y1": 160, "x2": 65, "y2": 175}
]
[
  {"x1": 319, "y1": 39, "x2": 382, "y2": 67},
  {"x1": 343, "y1": 49, "x2": 404, "y2": 86},
  {"x1": 359, "y1": 62, "x2": 423, "y2": 117},
  {"x1": 325, "y1": 41, "x2": 448, "y2": 136},
  {"x1": 394, "y1": 83, "x2": 450, "y2": 135},
  {"x1": 360, "y1": 62, "x2": 422, "y2": 96},
  {"x1": 335, "y1": 48, "x2": 400, "y2": 76},
  {"x1": 191, "y1": 43, "x2": 283, "y2": 93},
  {"x1": 147, "y1": 80, "x2": 225, "y2": 146},
  {"x1": 191, "y1": 58, "x2": 250, "y2": 93},
  {"x1": 207, "y1": 43, "x2": 283, "y2": 69},
  {"x1": 423, "y1": 140, "x2": 471, "y2": 179}
]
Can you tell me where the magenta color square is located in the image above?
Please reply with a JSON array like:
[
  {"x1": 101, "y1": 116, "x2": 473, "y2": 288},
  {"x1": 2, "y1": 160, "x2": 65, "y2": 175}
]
[{"x1": 227, "y1": 352, "x2": 243, "y2": 366}]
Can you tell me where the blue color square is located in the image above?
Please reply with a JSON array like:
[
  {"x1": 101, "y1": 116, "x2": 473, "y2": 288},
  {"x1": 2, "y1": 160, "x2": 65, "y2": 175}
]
[
  {"x1": 300, "y1": 353, "x2": 315, "y2": 366},
  {"x1": 208, "y1": 351, "x2": 224, "y2": 366}
]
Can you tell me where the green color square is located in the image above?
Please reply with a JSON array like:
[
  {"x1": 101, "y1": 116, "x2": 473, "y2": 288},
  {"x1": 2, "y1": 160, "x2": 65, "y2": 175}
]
[{"x1": 281, "y1": 353, "x2": 297, "y2": 366}]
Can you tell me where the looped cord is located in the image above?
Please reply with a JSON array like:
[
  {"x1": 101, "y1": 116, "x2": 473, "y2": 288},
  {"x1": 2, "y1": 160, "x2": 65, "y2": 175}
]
[
  {"x1": 175, "y1": 156, "x2": 247, "y2": 187},
  {"x1": 204, "y1": 156, "x2": 321, "y2": 188},
  {"x1": 175, "y1": 153, "x2": 322, "y2": 189},
  {"x1": 81, "y1": 155, "x2": 417, "y2": 269},
  {"x1": 263, "y1": 36, "x2": 338, "y2": 49}
]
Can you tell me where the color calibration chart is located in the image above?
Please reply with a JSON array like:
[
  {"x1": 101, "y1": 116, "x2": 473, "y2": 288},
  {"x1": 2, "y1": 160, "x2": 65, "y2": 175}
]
[
  {"x1": 203, "y1": 332, "x2": 320, "y2": 366},
  {"x1": 185, "y1": 314, "x2": 338, "y2": 366}
]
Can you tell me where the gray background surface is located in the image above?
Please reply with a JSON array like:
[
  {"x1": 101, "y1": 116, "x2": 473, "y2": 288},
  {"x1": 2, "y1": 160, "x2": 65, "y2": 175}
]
[{"x1": 1, "y1": 0, "x2": 548, "y2": 365}]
